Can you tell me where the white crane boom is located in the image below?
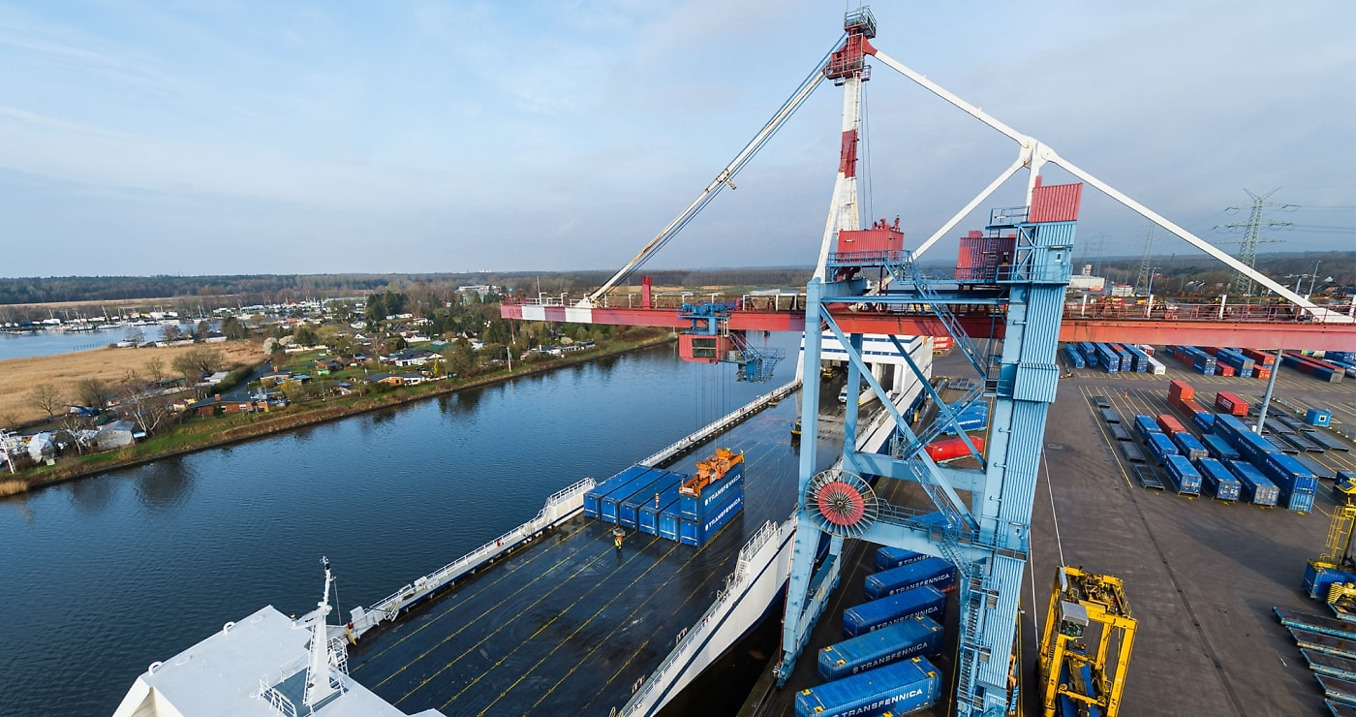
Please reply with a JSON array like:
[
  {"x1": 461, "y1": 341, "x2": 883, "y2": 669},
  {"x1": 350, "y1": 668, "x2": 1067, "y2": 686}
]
[{"x1": 870, "y1": 49, "x2": 1347, "y2": 323}]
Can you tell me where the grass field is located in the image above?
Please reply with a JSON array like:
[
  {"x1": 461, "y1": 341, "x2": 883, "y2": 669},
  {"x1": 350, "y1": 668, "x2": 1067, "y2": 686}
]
[{"x1": 0, "y1": 341, "x2": 265, "y2": 426}]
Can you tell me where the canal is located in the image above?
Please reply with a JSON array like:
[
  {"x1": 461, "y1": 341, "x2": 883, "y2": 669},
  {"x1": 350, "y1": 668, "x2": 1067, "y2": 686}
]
[{"x1": 0, "y1": 335, "x2": 808, "y2": 716}]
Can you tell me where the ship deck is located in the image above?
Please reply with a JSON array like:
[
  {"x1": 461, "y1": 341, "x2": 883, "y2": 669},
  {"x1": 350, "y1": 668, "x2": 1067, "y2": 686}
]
[{"x1": 345, "y1": 390, "x2": 843, "y2": 716}]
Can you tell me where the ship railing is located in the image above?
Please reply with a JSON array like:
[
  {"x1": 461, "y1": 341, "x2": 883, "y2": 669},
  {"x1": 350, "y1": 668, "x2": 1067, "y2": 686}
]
[
  {"x1": 256, "y1": 677, "x2": 298, "y2": 717},
  {"x1": 620, "y1": 520, "x2": 783, "y2": 716},
  {"x1": 361, "y1": 477, "x2": 596, "y2": 632},
  {"x1": 640, "y1": 379, "x2": 801, "y2": 467}
]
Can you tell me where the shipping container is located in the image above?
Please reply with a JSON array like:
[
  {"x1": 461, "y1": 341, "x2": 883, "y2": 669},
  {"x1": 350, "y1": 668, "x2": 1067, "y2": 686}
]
[
  {"x1": 658, "y1": 504, "x2": 682, "y2": 542},
  {"x1": 1307, "y1": 408, "x2": 1333, "y2": 427},
  {"x1": 1261, "y1": 452, "x2": 1319, "y2": 498},
  {"x1": 1134, "y1": 415, "x2": 1162, "y2": 442},
  {"x1": 1168, "y1": 379, "x2": 1195, "y2": 402},
  {"x1": 639, "y1": 483, "x2": 683, "y2": 536},
  {"x1": 1163, "y1": 455, "x2": 1203, "y2": 496},
  {"x1": 1201, "y1": 433, "x2": 1240, "y2": 463},
  {"x1": 1197, "y1": 457, "x2": 1241, "y2": 502},
  {"x1": 1215, "y1": 392, "x2": 1249, "y2": 416},
  {"x1": 955, "y1": 232, "x2": 1017, "y2": 282},
  {"x1": 679, "y1": 467, "x2": 744, "y2": 521},
  {"x1": 795, "y1": 656, "x2": 941, "y2": 717},
  {"x1": 678, "y1": 492, "x2": 743, "y2": 547},
  {"x1": 817, "y1": 615, "x2": 943, "y2": 681},
  {"x1": 1192, "y1": 411, "x2": 1217, "y2": 433},
  {"x1": 1171, "y1": 432, "x2": 1209, "y2": 462},
  {"x1": 1288, "y1": 491, "x2": 1315, "y2": 514},
  {"x1": 1146, "y1": 432, "x2": 1179, "y2": 465},
  {"x1": 1146, "y1": 356, "x2": 1167, "y2": 375},
  {"x1": 843, "y1": 585, "x2": 947, "y2": 638},
  {"x1": 875, "y1": 546, "x2": 928, "y2": 572},
  {"x1": 584, "y1": 465, "x2": 653, "y2": 518},
  {"x1": 1062, "y1": 343, "x2": 1086, "y2": 369},
  {"x1": 1156, "y1": 414, "x2": 1187, "y2": 435},
  {"x1": 619, "y1": 472, "x2": 682, "y2": 529},
  {"x1": 1229, "y1": 460, "x2": 1279, "y2": 507},
  {"x1": 864, "y1": 557, "x2": 957, "y2": 600}
]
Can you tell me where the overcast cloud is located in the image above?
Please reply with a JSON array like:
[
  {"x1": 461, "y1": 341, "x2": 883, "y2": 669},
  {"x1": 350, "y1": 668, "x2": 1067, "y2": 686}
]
[{"x1": 0, "y1": 1, "x2": 1350, "y2": 277}]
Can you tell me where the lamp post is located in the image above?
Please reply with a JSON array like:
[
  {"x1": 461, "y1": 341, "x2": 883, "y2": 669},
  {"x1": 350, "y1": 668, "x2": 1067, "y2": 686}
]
[{"x1": 1146, "y1": 267, "x2": 1160, "y2": 296}]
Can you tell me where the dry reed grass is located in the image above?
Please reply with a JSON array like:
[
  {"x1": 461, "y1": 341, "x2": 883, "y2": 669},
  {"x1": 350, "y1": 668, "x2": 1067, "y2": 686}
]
[{"x1": 0, "y1": 342, "x2": 265, "y2": 426}]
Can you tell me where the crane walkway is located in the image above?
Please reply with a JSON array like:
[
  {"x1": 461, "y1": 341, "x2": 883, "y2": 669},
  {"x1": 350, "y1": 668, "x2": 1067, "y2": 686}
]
[{"x1": 345, "y1": 394, "x2": 843, "y2": 715}]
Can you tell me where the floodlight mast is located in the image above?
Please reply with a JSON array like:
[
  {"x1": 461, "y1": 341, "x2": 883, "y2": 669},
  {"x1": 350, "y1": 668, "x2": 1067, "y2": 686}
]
[{"x1": 870, "y1": 49, "x2": 1349, "y2": 324}]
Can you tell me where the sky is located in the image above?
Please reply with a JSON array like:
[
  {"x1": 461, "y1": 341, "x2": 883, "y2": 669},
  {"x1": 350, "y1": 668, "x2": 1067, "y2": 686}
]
[{"x1": 0, "y1": 0, "x2": 1352, "y2": 278}]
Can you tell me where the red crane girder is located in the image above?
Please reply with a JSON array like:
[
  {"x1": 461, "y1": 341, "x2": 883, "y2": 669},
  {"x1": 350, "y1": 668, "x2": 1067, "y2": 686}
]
[{"x1": 502, "y1": 303, "x2": 1356, "y2": 352}]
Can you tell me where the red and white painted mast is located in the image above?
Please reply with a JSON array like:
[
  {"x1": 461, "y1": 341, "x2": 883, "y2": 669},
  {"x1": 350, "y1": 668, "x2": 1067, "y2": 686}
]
[{"x1": 812, "y1": 9, "x2": 877, "y2": 281}]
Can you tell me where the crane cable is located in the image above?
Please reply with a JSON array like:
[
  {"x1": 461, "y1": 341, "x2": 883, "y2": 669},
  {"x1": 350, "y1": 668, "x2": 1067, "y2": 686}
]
[{"x1": 588, "y1": 38, "x2": 845, "y2": 302}]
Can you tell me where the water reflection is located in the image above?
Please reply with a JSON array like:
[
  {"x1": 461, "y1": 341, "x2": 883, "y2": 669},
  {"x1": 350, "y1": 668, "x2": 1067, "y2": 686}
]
[
  {"x1": 134, "y1": 457, "x2": 196, "y2": 511},
  {"x1": 68, "y1": 475, "x2": 118, "y2": 515}
]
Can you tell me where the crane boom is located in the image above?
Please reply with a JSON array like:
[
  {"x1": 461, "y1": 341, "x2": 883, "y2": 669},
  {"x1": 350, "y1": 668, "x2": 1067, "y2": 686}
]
[
  {"x1": 580, "y1": 49, "x2": 833, "y2": 308},
  {"x1": 870, "y1": 49, "x2": 1350, "y2": 324}
]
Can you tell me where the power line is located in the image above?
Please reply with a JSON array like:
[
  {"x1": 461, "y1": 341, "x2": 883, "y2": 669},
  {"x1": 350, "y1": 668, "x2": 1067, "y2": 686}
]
[{"x1": 1212, "y1": 188, "x2": 1294, "y2": 296}]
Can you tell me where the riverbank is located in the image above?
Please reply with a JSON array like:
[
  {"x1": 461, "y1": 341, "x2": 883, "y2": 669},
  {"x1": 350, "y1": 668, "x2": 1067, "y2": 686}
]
[{"x1": 3, "y1": 333, "x2": 677, "y2": 496}]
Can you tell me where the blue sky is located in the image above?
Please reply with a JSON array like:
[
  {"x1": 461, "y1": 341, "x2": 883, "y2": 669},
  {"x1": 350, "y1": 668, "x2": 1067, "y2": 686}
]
[{"x1": 0, "y1": 1, "x2": 1351, "y2": 278}]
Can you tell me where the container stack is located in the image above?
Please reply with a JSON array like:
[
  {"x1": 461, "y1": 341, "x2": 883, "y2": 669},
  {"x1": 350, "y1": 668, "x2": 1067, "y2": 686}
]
[
  {"x1": 1282, "y1": 352, "x2": 1344, "y2": 383},
  {"x1": 817, "y1": 615, "x2": 943, "y2": 681},
  {"x1": 584, "y1": 449, "x2": 747, "y2": 547},
  {"x1": 1196, "y1": 457, "x2": 1241, "y2": 502},
  {"x1": 1213, "y1": 414, "x2": 1317, "y2": 512},
  {"x1": 796, "y1": 656, "x2": 941, "y2": 717},
  {"x1": 1239, "y1": 348, "x2": 1275, "y2": 380},
  {"x1": 863, "y1": 557, "x2": 956, "y2": 600},
  {"x1": 1212, "y1": 348, "x2": 1256, "y2": 378},
  {"x1": 1166, "y1": 346, "x2": 1217, "y2": 375},
  {"x1": 1061, "y1": 343, "x2": 1086, "y2": 369},
  {"x1": 1168, "y1": 380, "x2": 1207, "y2": 418}
]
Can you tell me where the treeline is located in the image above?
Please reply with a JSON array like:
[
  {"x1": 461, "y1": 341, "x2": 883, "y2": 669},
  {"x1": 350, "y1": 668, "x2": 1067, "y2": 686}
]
[
  {"x1": 1092, "y1": 250, "x2": 1355, "y2": 296},
  {"x1": 0, "y1": 268, "x2": 818, "y2": 310}
]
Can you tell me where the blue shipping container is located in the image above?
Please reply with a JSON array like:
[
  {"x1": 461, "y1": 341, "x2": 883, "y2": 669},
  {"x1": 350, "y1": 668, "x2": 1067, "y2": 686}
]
[
  {"x1": 1228, "y1": 460, "x2": 1279, "y2": 507},
  {"x1": 584, "y1": 465, "x2": 650, "y2": 517},
  {"x1": 795, "y1": 657, "x2": 941, "y2": 717},
  {"x1": 1192, "y1": 411, "x2": 1216, "y2": 433},
  {"x1": 1196, "y1": 457, "x2": 1240, "y2": 502},
  {"x1": 1171, "y1": 432, "x2": 1209, "y2": 462},
  {"x1": 1201, "y1": 433, "x2": 1240, "y2": 462},
  {"x1": 658, "y1": 504, "x2": 683, "y2": 542},
  {"x1": 1164, "y1": 455, "x2": 1202, "y2": 496},
  {"x1": 600, "y1": 467, "x2": 665, "y2": 522},
  {"x1": 678, "y1": 492, "x2": 743, "y2": 547},
  {"x1": 817, "y1": 615, "x2": 943, "y2": 681},
  {"x1": 639, "y1": 482, "x2": 683, "y2": 536},
  {"x1": 875, "y1": 546, "x2": 927, "y2": 572},
  {"x1": 864, "y1": 557, "x2": 956, "y2": 600},
  {"x1": 843, "y1": 585, "x2": 946, "y2": 638},
  {"x1": 1289, "y1": 491, "x2": 1315, "y2": 514},
  {"x1": 618, "y1": 472, "x2": 681, "y2": 529},
  {"x1": 1134, "y1": 415, "x2": 1162, "y2": 442},
  {"x1": 679, "y1": 467, "x2": 744, "y2": 521},
  {"x1": 1146, "y1": 432, "x2": 1179, "y2": 464}
]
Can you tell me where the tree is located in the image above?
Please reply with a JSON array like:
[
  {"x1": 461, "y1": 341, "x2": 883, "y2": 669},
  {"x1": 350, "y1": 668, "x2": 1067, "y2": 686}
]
[
  {"x1": 293, "y1": 324, "x2": 317, "y2": 348},
  {"x1": 194, "y1": 320, "x2": 210, "y2": 340},
  {"x1": 162, "y1": 324, "x2": 182, "y2": 342},
  {"x1": 28, "y1": 384, "x2": 66, "y2": 420},
  {"x1": 76, "y1": 378, "x2": 110, "y2": 408},
  {"x1": 172, "y1": 347, "x2": 225, "y2": 385},
  {"x1": 443, "y1": 339, "x2": 476, "y2": 376},
  {"x1": 119, "y1": 375, "x2": 175, "y2": 436},
  {"x1": 220, "y1": 316, "x2": 247, "y2": 340},
  {"x1": 144, "y1": 357, "x2": 167, "y2": 384}
]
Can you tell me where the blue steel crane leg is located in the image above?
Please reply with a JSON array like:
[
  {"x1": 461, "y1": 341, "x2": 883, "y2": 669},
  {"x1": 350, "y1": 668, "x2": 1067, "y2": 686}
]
[{"x1": 955, "y1": 218, "x2": 1075, "y2": 716}]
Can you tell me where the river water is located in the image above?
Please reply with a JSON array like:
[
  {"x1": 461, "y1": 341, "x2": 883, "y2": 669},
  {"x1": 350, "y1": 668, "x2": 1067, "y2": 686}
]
[
  {"x1": 0, "y1": 335, "x2": 803, "y2": 716},
  {"x1": 0, "y1": 322, "x2": 220, "y2": 361}
]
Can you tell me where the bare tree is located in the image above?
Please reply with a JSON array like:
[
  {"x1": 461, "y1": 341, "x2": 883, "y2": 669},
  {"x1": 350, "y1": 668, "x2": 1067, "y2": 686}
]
[
  {"x1": 119, "y1": 377, "x2": 176, "y2": 436},
  {"x1": 76, "y1": 378, "x2": 109, "y2": 409},
  {"x1": 144, "y1": 357, "x2": 167, "y2": 384},
  {"x1": 28, "y1": 384, "x2": 66, "y2": 420},
  {"x1": 162, "y1": 324, "x2": 182, "y2": 342}
]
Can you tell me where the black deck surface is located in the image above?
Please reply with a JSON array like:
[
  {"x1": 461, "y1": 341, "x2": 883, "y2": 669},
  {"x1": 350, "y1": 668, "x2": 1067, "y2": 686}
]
[{"x1": 346, "y1": 390, "x2": 843, "y2": 716}]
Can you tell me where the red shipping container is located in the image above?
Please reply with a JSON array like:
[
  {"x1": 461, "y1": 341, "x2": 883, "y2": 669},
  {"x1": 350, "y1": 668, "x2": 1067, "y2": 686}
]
[
  {"x1": 1157, "y1": 414, "x2": 1187, "y2": 434},
  {"x1": 838, "y1": 217, "x2": 903, "y2": 255},
  {"x1": 1028, "y1": 180, "x2": 1084, "y2": 223},
  {"x1": 679, "y1": 334, "x2": 731, "y2": 363},
  {"x1": 926, "y1": 436, "x2": 985, "y2": 462},
  {"x1": 1241, "y1": 348, "x2": 1277, "y2": 366},
  {"x1": 1255, "y1": 367, "x2": 1272, "y2": 380},
  {"x1": 956, "y1": 232, "x2": 1017, "y2": 281},
  {"x1": 1168, "y1": 380, "x2": 1195, "y2": 402},
  {"x1": 1219, "y1": 364, "x2": 1235, "y2": 377},
  {"x1": 1215, "y1": 392, "x2": 1248, "y2": 416}
]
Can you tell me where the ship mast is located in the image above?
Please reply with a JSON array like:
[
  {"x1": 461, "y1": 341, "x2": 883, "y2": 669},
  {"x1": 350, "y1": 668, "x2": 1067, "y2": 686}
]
[{"x1": 302, "y1": 557, "x2": 340, "y2": 706}]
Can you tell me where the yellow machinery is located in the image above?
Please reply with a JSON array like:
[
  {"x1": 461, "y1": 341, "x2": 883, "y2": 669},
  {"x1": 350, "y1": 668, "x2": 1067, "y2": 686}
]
[
  {"x1": 1037, "y1": 566, "x2": 1136, "y2": 717},
  {"x1": 1305, "y1": 502, "x2": 1356, "y2": 615}
]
